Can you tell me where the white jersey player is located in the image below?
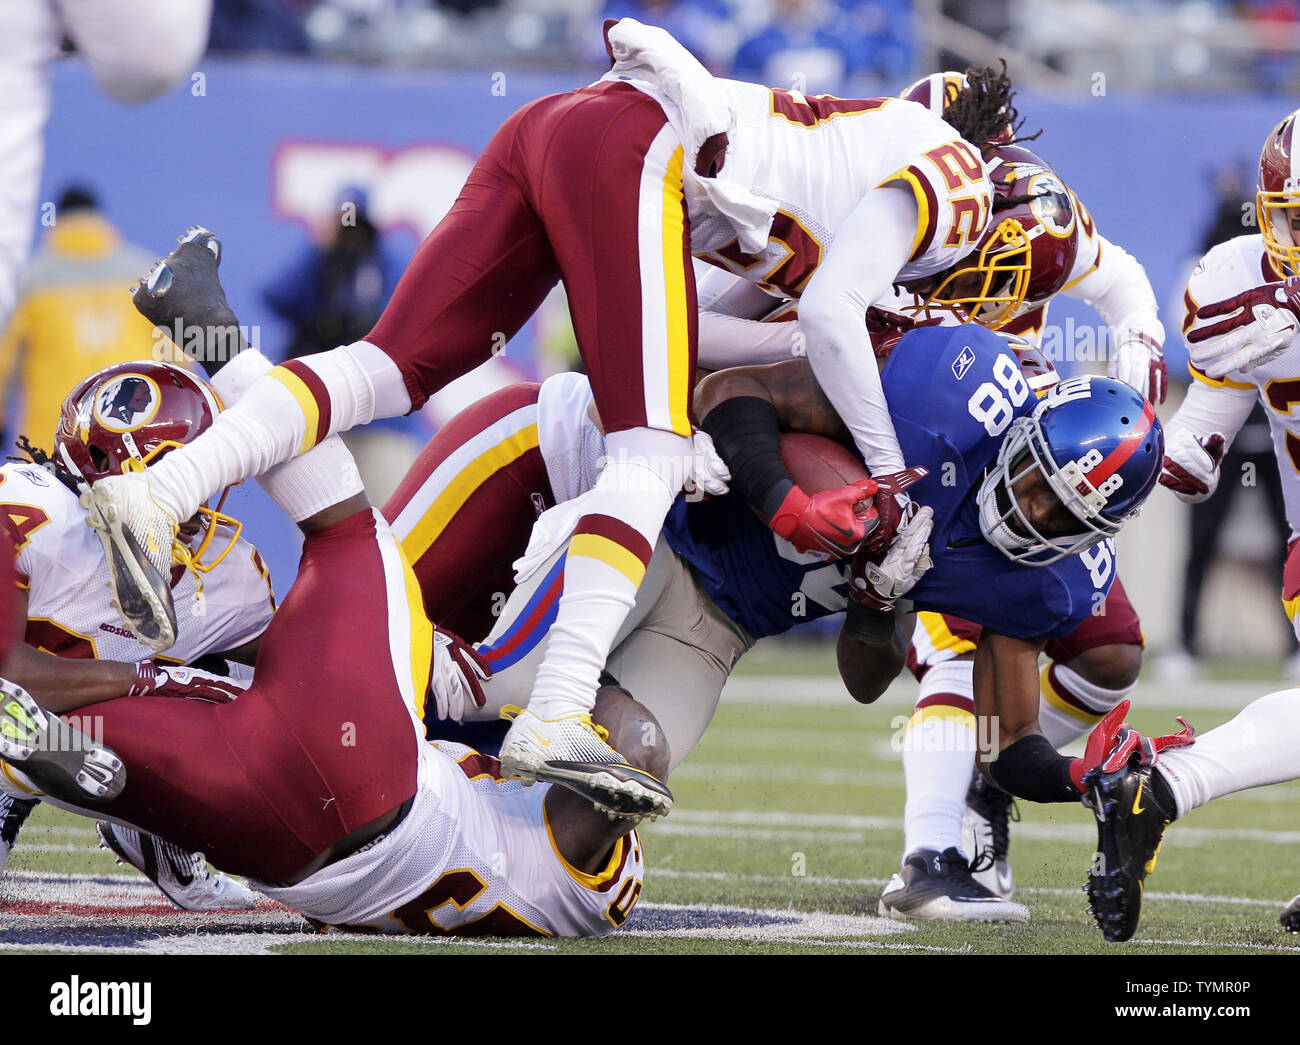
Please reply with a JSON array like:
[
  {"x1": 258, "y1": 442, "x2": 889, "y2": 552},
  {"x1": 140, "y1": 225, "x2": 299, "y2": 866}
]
[{"x1": 269, "y1": 738, "x2": 644, "y2": 937}]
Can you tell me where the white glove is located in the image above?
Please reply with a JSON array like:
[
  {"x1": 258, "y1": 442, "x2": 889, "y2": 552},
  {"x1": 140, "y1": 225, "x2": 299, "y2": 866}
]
[
  {"x1": 849, "y1": 505, "x2": 934, "y2": 610},
  {"x1": 1110, "y1": 330, "x2": 1167, "y2": 404},
  {"x1": 429, "y1": 629, "x2": 492, "y2": 722},
  {"x1": 1159, "y1": 425, "x2": 1226, "y2": 504},
  {"x1": 1190, "y1": 304, "x2": 1298, "y2": 379},
  {"x1": 685, "y1": 430, "x2": 730, "y2": 498}
]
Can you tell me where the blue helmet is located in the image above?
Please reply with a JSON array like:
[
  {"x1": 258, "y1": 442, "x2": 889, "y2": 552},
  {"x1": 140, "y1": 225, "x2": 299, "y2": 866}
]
[{"x1": 977, "y1": 375, "x2": 1164, "y2": 565}]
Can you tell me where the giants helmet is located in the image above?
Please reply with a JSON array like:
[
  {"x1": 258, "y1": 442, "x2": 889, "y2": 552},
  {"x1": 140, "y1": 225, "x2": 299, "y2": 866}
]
[
  {"x1": 977, "y1": 376, "x2": 1163, "y2": 566},
  {"x1": 1257, "y1": 109, "x2": 1300, "y2": 276},
  {"x1": 920, "y1": 145, "x2": 1079, "y2": 333},
  {"x1": 899, "y1": 71, "x2": 1014, "y2": 152},
  {"x1": 54, "y1": 360, "x2": 241, "y2": 573}
]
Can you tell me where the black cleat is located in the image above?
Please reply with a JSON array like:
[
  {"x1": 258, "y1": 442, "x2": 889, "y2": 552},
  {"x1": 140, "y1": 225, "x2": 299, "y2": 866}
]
[
  {"x1": 964, "y1": 769, "x2": 1019, "y2": 898},
  {"x1": 0, "y1": 793, "x2": 39, "y2": 873},
  {"x1": 1083, "y1": 762, "x2": 1176, "y2": 943},
  {"x1": 0, "y1": 679, "x2": 124, "y2": 804},
  {"x1": 1281, "y1": 894, "x2": 1300, "y2": 933},
  {"x1": 532, "y1": 760, "x2": 673, "y2": 822},
  {"x1": 878, "y1": 847, "x2": 1029, "y2": 922}
]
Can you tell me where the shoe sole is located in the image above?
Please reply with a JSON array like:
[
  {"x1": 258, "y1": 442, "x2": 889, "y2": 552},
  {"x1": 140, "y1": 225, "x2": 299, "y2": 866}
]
[
  {"x1": 877, "y1": 894, "x2": 1030, "y2": 923},
  {"x1": 0, "y1": 683, "x2": 124, "y2": 804},
  {"x1": 86, "y1": 499, "x2": 177, "y2": 652},
  {"x1": 531, "y1": 761, "x2": 673, "y2": 820}
]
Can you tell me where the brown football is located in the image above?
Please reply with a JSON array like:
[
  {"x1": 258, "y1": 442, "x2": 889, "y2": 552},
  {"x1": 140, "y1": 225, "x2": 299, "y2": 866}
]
[{"x1": 779, "y1": 432, "x2": 868, "y2": 493}]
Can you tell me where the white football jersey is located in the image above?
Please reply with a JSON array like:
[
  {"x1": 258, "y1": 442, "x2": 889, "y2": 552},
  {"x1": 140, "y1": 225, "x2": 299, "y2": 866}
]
[
  {"x1": 1181, "y1": 234, "x2": 1300, "y2": 529},
  {"x1": 628, "y1": 78, "x2": 993, "y2": 294},
  {"x1": 259, "y1": 740, "x2": 644, "y2": 938},
  {"x1": 2, "y1": 462, "x2": 274, "y2": 663}
]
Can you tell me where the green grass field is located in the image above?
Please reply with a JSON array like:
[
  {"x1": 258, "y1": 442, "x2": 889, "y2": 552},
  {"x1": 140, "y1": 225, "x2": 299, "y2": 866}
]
[{"x1": 3, "y1": 641, "x2": 1298, "y2": 956}]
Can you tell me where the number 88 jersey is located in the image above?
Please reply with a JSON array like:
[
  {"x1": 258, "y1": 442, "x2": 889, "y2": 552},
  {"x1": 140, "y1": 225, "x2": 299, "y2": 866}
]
[{"x1": 881, "y1": 324, "x2": 1125, "y2": 640}]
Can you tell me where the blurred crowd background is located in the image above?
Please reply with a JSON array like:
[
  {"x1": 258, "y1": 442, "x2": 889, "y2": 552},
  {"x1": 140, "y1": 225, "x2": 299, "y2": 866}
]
[{"x1": 6, "y1": 0, "x2": 1300, "y2": 672}]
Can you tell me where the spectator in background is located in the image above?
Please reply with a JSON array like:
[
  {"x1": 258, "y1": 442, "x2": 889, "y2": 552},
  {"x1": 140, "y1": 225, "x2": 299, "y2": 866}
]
[
  {"x1": 262, "y1": 186, "x2": 416, "y2": 502},
  {"x1": 208, "y1": 0, "x2": 310, "y2": 54},
  {"x1": 731, "y1": 0, "x2": 912, "y2": 93},
  {"x1": 0, "y1": 187, "x2": 181, "y2": 449},
  {"x1": 1160, "y1": 161, "x2": 1296, "y2": 679}
]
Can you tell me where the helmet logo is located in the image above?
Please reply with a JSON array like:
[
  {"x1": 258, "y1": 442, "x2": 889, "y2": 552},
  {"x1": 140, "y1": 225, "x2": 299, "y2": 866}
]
[
  {"x1": 1026, "y1": 173, "x2": 1075, "y2": 239},
  {"x1": 93, "y1": 375, "x2": 161, "y2": 433}
]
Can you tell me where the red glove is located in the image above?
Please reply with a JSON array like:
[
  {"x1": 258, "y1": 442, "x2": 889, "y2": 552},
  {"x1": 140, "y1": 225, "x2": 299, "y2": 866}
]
[
  {"x1": 1190, "y1": 275, "x2": 1300, "y2": 342},
  {"x1": 130, "y1": 660, "x2": 247, "y2": 705},
  {"x1": 1069, "y1": 699, "x2": 1196, "y2": 793},
  {"x1": 1159, "y1": 433, "x2": 1225, "y2": 500},
  {"x1": 770, "y1": 479, "x2": 879, "y2": 556}
]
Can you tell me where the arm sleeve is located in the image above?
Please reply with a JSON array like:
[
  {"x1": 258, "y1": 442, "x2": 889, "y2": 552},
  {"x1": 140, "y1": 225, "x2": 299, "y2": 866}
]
[
  {"x1": 697, "y1": 311, "x2": 800, "y2": 370},
  {"x1": 53, "y1": 0, "x2": 212, "y2": 102},
  {"x1": 1166, "y1": 375, "x2": 1257, "y2": 449},
  {"x1": 798, "y1": 185, "x2": 916, "y2": 474}
]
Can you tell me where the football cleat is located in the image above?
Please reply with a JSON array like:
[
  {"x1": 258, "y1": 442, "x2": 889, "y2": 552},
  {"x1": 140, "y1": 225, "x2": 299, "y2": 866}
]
[
  {"x1": 0, "y1": 793, "x2": 39, "y2": 875},
  {"x1": 0, "y1": 679, "x2": 124, "y2": 803},
  {"x1": 97, "y1": 822, "x2": 258, "y2": 911},
  {"x1": 1280, "y1": 894, "x2": 1300, "y2": 933},
  {"x1": 84, "y1": 469, "x2": 180, "y2": 652},
  {"x1": 132, "y1": 226, "x2": 235, "y2": 333},
  {"x1": 1083, "y1": 762, "x2": 1176, "y2": 943},
  {"x1": 499, "y1": 706, "x2": 672, "y2": 819},
  {"x1": 877, "y1": 847, "x2": 1030, "y2": 923},
  {"x1": 963, "y1": 769, "x2": 1019, "y2": 898}
]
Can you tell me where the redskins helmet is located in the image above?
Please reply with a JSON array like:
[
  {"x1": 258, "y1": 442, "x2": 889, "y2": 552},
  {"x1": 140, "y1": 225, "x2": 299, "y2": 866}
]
[
  {"x1": 919, "y1": 145, "x2": 1079, "y2": 331},
  {"x1": 1257, "y1": 109, "x2": 1300, "y2": 277},
  {"x1": 899, "y1": 71, "x2": 1014, "y2": 151},
  {"x1": 53, "y1": 360, "x2": 241, "y2": 574}
]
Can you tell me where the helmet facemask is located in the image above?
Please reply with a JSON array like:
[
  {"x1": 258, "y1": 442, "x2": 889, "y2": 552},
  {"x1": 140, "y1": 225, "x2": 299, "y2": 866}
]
[
  {"x1": 1258, "y1": 188, "x2": 1300, "y2": 278},
  {"x1": 977, "y1": 415, "x2": 1120, "y2": 566},
  {"x1": 920, "y1": 218, "x2": 1034, "y2": 329}
]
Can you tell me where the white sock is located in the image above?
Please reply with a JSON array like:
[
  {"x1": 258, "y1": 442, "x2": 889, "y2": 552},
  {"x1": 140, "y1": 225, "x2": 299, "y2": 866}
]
[
  {"x1": 148, "y1": 340, "x2": 408, "y2": 521},
  {"x1": 1156, "y1": 688, "x2": 1300, "y2": 818},
  {"x1": 527, "y1": 428, "x2": 689, "y2": 720},
  {"x1": 208, "y1": 348, "x2": 364, "y2": 521},
  {"x1": 1038, "y1": 662, "x2": 1134, "y2": 749},
  {"x1": 901, "y1": 660, "x2": 978, "y2": 860}
]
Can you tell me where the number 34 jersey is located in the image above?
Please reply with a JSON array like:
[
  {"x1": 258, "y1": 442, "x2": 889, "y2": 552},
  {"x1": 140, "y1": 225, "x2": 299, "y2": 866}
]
[{"x1": 1, "y1": 462, "x2": 274, "y2": 662}]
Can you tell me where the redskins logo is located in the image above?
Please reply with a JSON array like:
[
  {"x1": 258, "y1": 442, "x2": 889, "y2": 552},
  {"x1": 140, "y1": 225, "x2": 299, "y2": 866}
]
[
  {"x1": 1025, "y1": 172, "x2": 1075, "y2": 239},
  {"x1": 92, "y1": 374, "x2": 162, "y2": 433}
]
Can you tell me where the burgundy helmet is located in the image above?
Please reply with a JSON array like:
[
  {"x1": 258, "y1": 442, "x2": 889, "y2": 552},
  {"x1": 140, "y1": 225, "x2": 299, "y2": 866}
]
[
  {"x1": 922, "y1": 145, "x2": 1079, "y2": 331},
  {"x1": 54, "y1": 360, "x2": 240, "y2": 572},
  {"x1": 1257, "y1": 109, "x2": 1300, "y2": 276},
  {"x1": 899, "y1": 71, "x2": 1014, "y2": 152}
]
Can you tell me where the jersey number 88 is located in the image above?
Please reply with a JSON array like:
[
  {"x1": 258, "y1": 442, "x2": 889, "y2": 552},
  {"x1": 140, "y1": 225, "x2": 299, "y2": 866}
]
[{"x1": 966, "y1": 354, "x2": 1029, "y2": 436}]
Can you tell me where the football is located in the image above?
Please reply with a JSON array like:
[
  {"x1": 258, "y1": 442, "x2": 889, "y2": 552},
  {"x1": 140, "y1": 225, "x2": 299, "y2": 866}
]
[{"x1": 779, "y1": 432, "x2": 869, "y2": 493}]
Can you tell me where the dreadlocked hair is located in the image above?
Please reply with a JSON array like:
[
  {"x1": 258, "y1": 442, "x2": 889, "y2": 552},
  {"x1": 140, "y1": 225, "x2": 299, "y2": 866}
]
[
  {"x1": 10, "y1": 436, "x2": 82, "y2": 495},
  {"x1": 942, "y1": 60, "x2": 1041, "y2": 152},
  {"x1": 992, "y1": 191, "x2": 1048, "y2": 213}
]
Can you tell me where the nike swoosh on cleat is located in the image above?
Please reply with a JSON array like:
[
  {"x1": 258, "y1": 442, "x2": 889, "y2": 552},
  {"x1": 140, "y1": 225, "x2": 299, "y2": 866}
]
[
  {"x1": 1132, "y1": 780, "x2": 1146, "y2": 815},
  {"x1": 527, "y1": 731, "x2": 552, "y2": 747}
]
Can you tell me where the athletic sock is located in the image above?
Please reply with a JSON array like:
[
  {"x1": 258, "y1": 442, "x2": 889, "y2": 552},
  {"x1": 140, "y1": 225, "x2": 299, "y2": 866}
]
[
  {"x1": 1156, "y1": 688, "x2": 1300, "y2": 818},
  {"x1": 208, "y1": 348, "x2": 364, "y2": 521},
  {"x1": 525, "y1": 427, "x2": 688, "y2": 721},
  {"x1": 147, "y1": 340, "x2": 408, "y2": 521},
  {"x1": 901, "y1": 660, "x2": 979, "y2": 860},
  {"x1": 1038, "y1": 661, "x2": 1133, "y2": 749}
]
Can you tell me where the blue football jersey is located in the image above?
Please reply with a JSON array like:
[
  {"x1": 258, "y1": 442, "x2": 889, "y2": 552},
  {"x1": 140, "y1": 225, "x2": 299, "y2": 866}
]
[{"x1": 663, "y1": 324, "x2": 1116, "y2": 641}]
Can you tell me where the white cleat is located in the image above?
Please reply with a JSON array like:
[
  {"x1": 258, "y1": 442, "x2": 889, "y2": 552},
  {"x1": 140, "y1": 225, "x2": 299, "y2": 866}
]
[
  {"x1": 84, "y1": 470, "x2": 179, "y2": 652},
  {"x1": 499, "y1": 705, "x2": 673, "y2": 819},
  {"x1": 963, "y1": 771, "x2": 1018, "y2": 898},
  {"x1": 877, "y1": 848, "x2": 1029, "y2": 923},
  {"x1": 97, "y1": 822, "x2": 258, "y2": 912}
]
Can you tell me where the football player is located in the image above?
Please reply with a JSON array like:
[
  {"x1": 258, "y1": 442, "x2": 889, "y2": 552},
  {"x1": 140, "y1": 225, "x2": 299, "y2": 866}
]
[
  {"x1": 80, "y1": 19, "x2": 1012, "y2": 804},
  {"x1": 0, "y1": 360, "x2": 274, "y2": 909},
  {"x1": 1080, "y1": 687, "x2": 1300, "y2": 942},
  {"x1": 0, "y1": 434, "x2": 658, "y2": 939}
]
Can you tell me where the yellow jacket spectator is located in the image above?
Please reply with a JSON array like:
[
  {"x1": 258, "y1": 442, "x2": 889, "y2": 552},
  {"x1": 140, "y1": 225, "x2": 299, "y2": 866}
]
[{"x1": 0, "y1": 187, "x2": 182, "y2": 446}]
